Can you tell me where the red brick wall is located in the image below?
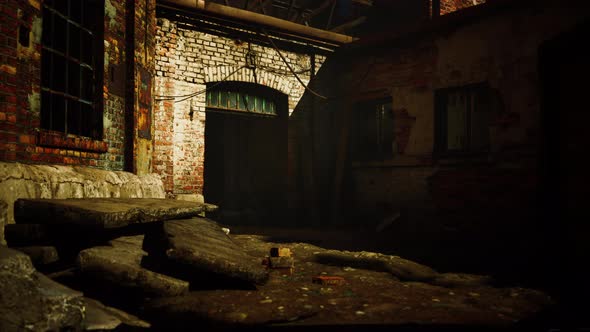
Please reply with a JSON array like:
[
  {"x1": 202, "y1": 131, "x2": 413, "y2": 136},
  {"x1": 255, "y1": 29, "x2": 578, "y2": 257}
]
[
  {"x1": 305, "y1": 1, "x2": 586, "y2": 223},
  {"x1": 430, "y1": 0, "x2": 486, "y2": 16},
  {"x1": 0, "y1": 0, "x2": 42, "y2": 163},
  {"x1": 0, "y1": 0, "x2": 132, "y2": 170}
]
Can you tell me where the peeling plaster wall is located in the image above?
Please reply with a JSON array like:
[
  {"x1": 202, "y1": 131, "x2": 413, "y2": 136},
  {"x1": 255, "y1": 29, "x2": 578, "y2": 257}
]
[
  {"x1": 307, "y1": 2, "x2": 588, "y2": 223},
  {"x1": 153, "y1": 18, "x2": 325, "y2": 196}
]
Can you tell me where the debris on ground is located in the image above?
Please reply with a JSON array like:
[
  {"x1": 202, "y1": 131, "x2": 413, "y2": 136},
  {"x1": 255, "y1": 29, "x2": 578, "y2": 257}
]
[{"x1": 0, "y1": 198, "x2": 556, "y2": 330}]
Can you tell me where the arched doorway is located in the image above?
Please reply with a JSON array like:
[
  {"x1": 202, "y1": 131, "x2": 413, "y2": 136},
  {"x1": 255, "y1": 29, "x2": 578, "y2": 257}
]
[{"x1": 203, "y1": 81, "x2": 289, "y2": 225}]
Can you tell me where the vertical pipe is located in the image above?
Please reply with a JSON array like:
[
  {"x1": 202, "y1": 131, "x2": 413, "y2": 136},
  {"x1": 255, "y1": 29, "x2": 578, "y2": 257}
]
[{"x1": 124, "y1": 0, "x2": 136, "y2": 172}]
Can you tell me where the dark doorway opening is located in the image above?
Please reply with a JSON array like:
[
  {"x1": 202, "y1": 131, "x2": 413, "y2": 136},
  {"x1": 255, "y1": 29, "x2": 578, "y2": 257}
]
[
  {"x1": 538, "y1": 18, "x2": 590, "y2": 326},
  {"x1": 203, "y1": 82, "x2": 289, "y2": 225}
]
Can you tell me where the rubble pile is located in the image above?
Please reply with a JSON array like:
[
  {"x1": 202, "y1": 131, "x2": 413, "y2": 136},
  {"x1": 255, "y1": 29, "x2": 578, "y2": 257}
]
[
  {"x1": 1, "y1": 198, "x2": 554, "y2": 331},
  {"x1": 1, "y1": 198, "x2": 268, "y2": 331}
]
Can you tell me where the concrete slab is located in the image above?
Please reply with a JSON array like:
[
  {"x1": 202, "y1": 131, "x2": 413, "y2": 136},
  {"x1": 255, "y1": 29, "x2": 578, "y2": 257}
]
[
  {"x1": 145, "y1": 217, "x2": 268, "y2": 286},
  {"x1": 14, "y1": 198, "x2": 217, "y2": 228}
]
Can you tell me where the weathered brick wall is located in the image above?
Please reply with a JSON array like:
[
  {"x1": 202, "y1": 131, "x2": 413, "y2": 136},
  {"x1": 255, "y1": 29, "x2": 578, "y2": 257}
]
[
  {"x1": 153, "y1": 18, "x2": 325, "y2": 195},
  {"x1": 441, "y1": 0, "x2": 486, "y2": 15},
  {"x1": 0, "y1": 0, "x2": 129, "y2": 170},
  {"x1": 308, "y1": 2, "x2": 587, "y2": 223}
]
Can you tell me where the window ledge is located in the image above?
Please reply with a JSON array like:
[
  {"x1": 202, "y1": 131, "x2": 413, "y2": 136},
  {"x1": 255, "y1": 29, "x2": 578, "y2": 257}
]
[
  {"x1": 352, "y1": 156, "x2": 434, "y2": 168},
  {"x1": 38, "y1": 130, "x2": 108, "y2": 153}
]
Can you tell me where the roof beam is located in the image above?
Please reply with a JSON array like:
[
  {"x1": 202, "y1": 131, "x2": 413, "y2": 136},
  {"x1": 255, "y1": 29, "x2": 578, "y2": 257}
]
[{"x1": 161, "y1": 0, "x2": 356, "y2": 44}]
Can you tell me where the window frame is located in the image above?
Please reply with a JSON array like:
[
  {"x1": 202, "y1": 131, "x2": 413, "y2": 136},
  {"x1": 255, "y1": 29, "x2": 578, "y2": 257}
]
[
  {"x1": 40, "y1": 0, "x2": 104, "y2": 140},
  {"x1": 205, "y1": 81, "x2": 280, "y2": 117},
  {"x1": 434, "y1": 82, "x2": 493, "y2": 158},
  {"x1": 350, "y1": 97, "x2": 395, "y2": 162}
]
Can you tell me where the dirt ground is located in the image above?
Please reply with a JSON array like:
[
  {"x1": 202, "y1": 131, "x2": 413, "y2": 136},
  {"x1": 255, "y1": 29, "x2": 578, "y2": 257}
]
[{"x1": 141, "y1": 226, "x2": 555, "y2": 331}]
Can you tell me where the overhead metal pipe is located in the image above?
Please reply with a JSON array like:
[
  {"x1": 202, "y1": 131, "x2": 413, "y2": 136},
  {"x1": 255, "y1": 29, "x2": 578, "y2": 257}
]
[{"x1": 160, "y1": 0, "x2": 356, "y2": 44}]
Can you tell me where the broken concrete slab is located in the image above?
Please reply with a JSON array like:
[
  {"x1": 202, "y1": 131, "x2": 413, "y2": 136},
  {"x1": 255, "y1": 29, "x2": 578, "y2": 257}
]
[
  {"x1": 0, "y1": 246, "x2": 85, "y2": 331},
  {"x1": 13, "y1": 246, "x2": 59, "y2": 266},
  {"x1": 14, "y1": 198, "x2": 217, "y2": 228},
  {"x1": 313, "y1": 250, "x2": 438, "y2": 282},
  {"x1": 144, "y1": 217, "x2": 268, "y2": 285},
  {"x1": 76, "y1": 235, "x2": 189, "y2": 297},
  {"x1": 84, "y1": 297, "x2": 150, "y2": 330}
]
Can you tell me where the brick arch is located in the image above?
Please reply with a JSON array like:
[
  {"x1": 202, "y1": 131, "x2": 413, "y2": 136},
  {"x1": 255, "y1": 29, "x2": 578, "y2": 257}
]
[{"x1": 204, "y1": 66, "x2": 291, "y2": 95}]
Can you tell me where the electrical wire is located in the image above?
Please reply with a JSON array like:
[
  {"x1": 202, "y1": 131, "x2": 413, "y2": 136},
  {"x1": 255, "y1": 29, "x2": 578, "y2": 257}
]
[
  {"x1": 155, "y1": 65, "x2": 246, "y2": 102},
  {"x1": 261, "y1": 28, "x2": 327, "y2": 100}
]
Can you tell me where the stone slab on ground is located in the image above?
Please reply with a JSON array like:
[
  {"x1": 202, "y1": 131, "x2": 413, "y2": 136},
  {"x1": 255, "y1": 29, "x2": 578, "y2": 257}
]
[
  {"x1": 0, "y1": 161, "x2": 168, "y2": 229},
  {"x1": 145, "y1": 217, "x2": 268, "y2": 285},
  {"x1": 83, "y1": 297, "x2": 150, "y2": 330},
  {"x1": 14, "y1": 198, "x2": 217, "y2": 228},
  {"x1": 76, "y1": 235, "x2": 189, "y2": 297},
  {"x1": 0, "y1": 246, "x2": 85, "y2": 331},
  {"x1": 13, "y1": 246, "x2": 59, "y2": 266},
  {"x1": 313, "y1": 250, "x2": 439, "y2": 282}
]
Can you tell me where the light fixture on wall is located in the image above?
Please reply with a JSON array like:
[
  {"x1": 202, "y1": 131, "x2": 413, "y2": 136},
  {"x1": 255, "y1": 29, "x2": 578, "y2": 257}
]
[{"x1": 245, "y1": 49, "x2": 257, "y2": 69}]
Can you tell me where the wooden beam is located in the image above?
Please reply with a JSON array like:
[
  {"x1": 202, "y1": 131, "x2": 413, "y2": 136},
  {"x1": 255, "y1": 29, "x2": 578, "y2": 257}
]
[
  {"x1": 162, "y1": 0, "x2": 356, "y2": 44},
  {"x1": 330, "y1": 16, "x2": 366, "y2": 33},
  {"x1": 286, "y1": 0, "x2": 295, "y2": 19},
  {"x1": 309, "y1": 0, "x2": 334, "y2": 17},
  {"x1": 352, "y1": 0, "x2": 373, "y2": 5},
  {"x1": 325, "y1": 0, "x2": 337, "y2": 30}
]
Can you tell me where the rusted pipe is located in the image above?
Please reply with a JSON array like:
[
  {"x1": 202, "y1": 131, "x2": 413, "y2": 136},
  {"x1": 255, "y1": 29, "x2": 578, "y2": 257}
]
[{"x1": 160, "y1": 0, "x2": 356, "y2": 44}]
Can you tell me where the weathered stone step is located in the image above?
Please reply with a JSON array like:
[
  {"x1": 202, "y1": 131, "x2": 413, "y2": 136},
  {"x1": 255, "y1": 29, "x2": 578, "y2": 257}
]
[
  {"x1": 14, "y1": 198, "x2": 218, "y2": 228},
  {"x1": 76, "y1": 235, "x2": 190, "y2": 297},
  {"x1": 144, "y1": 217, "x2": 268, "y2": 286},
  {"x1": 1, "y1": 246, "x2": 85, "y2": 331}
]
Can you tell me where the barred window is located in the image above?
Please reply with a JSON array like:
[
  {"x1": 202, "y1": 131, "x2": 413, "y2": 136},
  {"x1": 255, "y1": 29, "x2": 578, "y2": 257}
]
[
  {"x1": 206, "y1": 82, "x2": 277, "y2": 116},
  {"x1": 40, "y1": 0, "x2": 104, "y2": 138}
]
